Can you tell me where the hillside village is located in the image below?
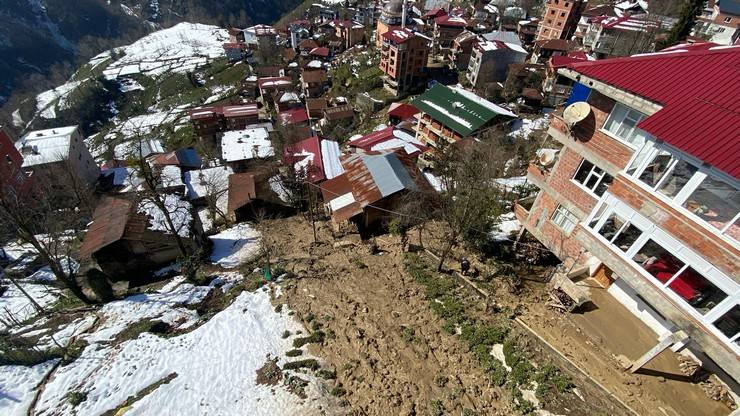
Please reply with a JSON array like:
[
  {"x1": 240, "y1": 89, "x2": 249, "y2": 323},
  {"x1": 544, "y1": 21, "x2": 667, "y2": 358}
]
[{"x1": 0, "y1": 0, "x2": 739, "y2": 415}]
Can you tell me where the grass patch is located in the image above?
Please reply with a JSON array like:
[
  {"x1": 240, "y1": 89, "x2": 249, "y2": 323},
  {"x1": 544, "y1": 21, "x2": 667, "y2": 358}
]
[
  {"x1": 285, "y1": 349, "x2": 303, "y2": 357},
  {"x1": 282, "y1": 330, "x2": 291, "y2": 339},
  {"x1": 67, "y1": 391, "x2": 87, "y2": 406},
  {"x1": 316, "y1": 369, "x2": 336, "y2": 379},
  {"x1": 330, "y1": 386, "x2": 346, "y2": 397}
]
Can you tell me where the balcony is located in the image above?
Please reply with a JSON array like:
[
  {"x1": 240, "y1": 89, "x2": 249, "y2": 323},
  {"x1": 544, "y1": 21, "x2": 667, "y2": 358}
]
[{"x1": 526, "y1": 163, "x2": 550, "y2": 188}]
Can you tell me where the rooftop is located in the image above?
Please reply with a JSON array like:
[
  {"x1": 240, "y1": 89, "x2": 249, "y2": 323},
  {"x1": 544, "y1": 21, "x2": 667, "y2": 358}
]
[
  {"x1": 221, "y1": 127, "x2": 274, "y2": 162},
  {"x1": 18, "y1": 126, "x2": 78, "y2": 166},
  {"x1": 411, "y1": 84, "x2": 515, "y2": 136},
  {"x1": 566, "y1": 45, "x2": 740, "y2": 179}
]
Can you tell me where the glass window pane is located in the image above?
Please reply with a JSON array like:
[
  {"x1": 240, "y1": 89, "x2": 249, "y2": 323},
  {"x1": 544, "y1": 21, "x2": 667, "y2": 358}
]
[
  {"x1": 632, "y1": 239, "x2": 685, "y2": 285},
  {"x1": 714, "y1": 305, "x2": 740, "y2": 339},
  {"x1": 604, "y1": 103, "x2": 628, "y2": 133},
  {"x1": 594, "y1": 173, "x2": 614, "y2": 196},
  {"x1": 598, "y1": 213, "x2": 626, "y2": 241},
  {"x1": 613, "y1": 223, "x2": 641, "y2": 252},
  {"x1": 724, "y1": 217, "x2": 739, "y2": 242},
  {"x1": 667, "y1": 267, "x2": 727, "y2": 314},
  {"x1": 626, "y1": 143, "x2": 652, "y2": 176},
  {"x1": 682, "y1": 174, "x2": 740, "y2": 235},
  {"x1": 573, "y1": 159, "x2": 593, "y2": 184},
  {"x1": 658, "y1": 160, "x2": 698, "y2": 199},
  {"x1": 588, "y1": 203, "x2": 608, "y2": 229},
  {"x1": 639, "y1": 151, "x2": 672, "y2": 188}
]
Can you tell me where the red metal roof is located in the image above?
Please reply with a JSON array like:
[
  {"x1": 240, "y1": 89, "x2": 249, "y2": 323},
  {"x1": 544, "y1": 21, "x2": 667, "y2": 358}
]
[
  {"x1": 279, "y1": 108, "x2": 309, "y2": 125},
  {"x1": 435, "y1": 15, "x2": 468, "y2": 27},
  {"x1": 348, "y1": 127, "x2": 395, "y2": 149},
  {"x1": 309, "y1": 47, "x2": 330, "y2": 57},
  {"x1": 79, "y1": 197, "x2": 134, "y2": 258},
  {"x1": 382, "y1": 27, "x2": 417, "y2": 44},
  {"x1": 283, "y1": 136, "x2": 325, "y2": 182},
  {"x1": 388, "y1": 102, "x2": 420, "y2": 120},
  {"x1": 567, "y1": 46, "x2": 740, "y2": 179}
]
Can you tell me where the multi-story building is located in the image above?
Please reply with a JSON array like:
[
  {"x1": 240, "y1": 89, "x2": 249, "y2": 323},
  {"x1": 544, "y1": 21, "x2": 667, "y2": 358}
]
[
  {"x1": 0, "y1": 127, "x2": 31, "y2": 196},
  {"x1": 379, "y1": 27, "x2": 430, "y2": 96},
  {"x1": 694, "y1": 0, "x2": 740, "y2": 46},
  {"x1": 582, "y1": 15, "x2": 660, "y2": 58},
  {"x1": 515, "y1": 45, "x2": 740, "y2": 383},
  {"x1": 448, "y1": 31, "x2": 478, "y2": 70},
  {"x1": 376, "y1": 0, "x2": 407, "y2": 48},
  {"x1": 466, "y1": 39, "x2": 527, "y2": 87},
  {"x1": 330, "y1": 20, "x2": 366, "y2": 50},
  {"x1": 433, "y1": 14, "x2": 469, "y2": 55},
  {"x1": 17, "y1": 126, "x2": 100, "y2": 199},
  {"x1": 536, "y1": 0, "x2": 585, "y2": 41},
  {"x1": 410, "y1": 83, "x2": 515, "y2": 150}
]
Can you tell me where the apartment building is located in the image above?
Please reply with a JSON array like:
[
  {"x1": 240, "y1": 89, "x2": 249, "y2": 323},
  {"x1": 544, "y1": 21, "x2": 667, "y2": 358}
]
[
  {"x1": 515, "y1": 45, "x2": 740, "y2": 382},
  {"x1": 466, "y1": 39, "x2": 527, "y2": 87},
  {"x1": 694, "y1": 0, "x2": 740, "y2": 46},
  {"x1": 379, "y1": 27, "x2": 430, "y2": 96},
  {"x1": 536, "y1": 0, "x2": 585, "y2": 41}
]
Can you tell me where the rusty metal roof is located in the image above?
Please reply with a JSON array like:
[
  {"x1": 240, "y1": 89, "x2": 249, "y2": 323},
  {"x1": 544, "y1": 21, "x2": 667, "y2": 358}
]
[
  {"x1": 228, "y1": 173, "x2": 257, "y2": 215},
  {"x1": 79, "y1": 197, "x2": 134, "y2": 259}
]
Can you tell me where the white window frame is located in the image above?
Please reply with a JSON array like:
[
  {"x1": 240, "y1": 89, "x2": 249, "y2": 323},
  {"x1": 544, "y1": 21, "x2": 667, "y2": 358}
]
[
  {"x1": 623, "y1": 142, "x2": 740, "y2": 245},
  {"x1": 571, "y1": 158, "x2": 613, "y2": 197},
  {"x1": 551, "y1": 204, "x2": 578, "y2": 234},
  {"x1": 601, "y1": 102, "x2": 651, "y2": 149},
  {"x1": 585, "y1": 197, "x2": 740, "y2": 351}
]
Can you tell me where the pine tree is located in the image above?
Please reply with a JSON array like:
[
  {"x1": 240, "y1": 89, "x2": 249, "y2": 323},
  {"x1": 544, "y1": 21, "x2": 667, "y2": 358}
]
[{"x1": 657, "y1": 0, "x2": 706, "y2": 50}]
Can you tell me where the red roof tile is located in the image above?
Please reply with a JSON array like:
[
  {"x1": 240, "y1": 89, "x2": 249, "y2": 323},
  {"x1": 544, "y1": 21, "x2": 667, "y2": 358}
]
[
  {"x1": 283, "y1": 136, "x2": 325, "y2": 182},
  {"x1": 567, "y1": 46, "x2": 740, "y2": 178},
  {"x1": 388, "y1": 102, "x2": 420, "y2": 120}
]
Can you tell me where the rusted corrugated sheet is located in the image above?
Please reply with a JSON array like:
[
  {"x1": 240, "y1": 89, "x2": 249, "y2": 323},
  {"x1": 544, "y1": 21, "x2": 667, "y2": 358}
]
[
  {"x1": 79, "y1": 197, "x2": 133, "y2": 258},
  {"x1": 568, "y1": 46, "x2": 740, "y2": 179},
  {"x1": 228, "y1": 173, "x2": 257, "y2": 215}
]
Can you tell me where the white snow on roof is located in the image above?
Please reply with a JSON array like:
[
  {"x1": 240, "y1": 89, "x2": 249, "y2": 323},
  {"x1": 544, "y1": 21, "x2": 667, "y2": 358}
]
[
  {"x1": 504, "y1": 42, "x2": 527, "y2": 54},
  {"x1": 450, "y1": 86, "x2": 517, "y2": 118},
  {"x1": 183, "y1": 166, "x2": 233, "y2": 201},
  {"x1": 17, "y1": 126, "x2": 78, "y2": 166},
  {"x1": 307, "y1": 60, "x2": 323, "y2": 68},
  {"x1": 421, "y1": 99, "x2": 473, "y2": 129},
  {"x1": 494, "y1": 175, "x2": 528, "y2": 191},
  {"x1": 320, "y1": 139, "x2": 344, "y2": 180},
  {"x1": 103, "y1": 23, "x2": 228, "y2": 80},
  {"x1": 221, "y1": 127, "x2": 274, "y2": 162},
  {"x1": 279, "y1": 92, "x2": 300, "y2": 103},
  {"x1": 138, "y1": 194, "x2": 193, "y2": 238},
  {"x1": 113, "y1": 138, "x2": 165, "y2": 160},
  {"x1": 160, "y1": 165, "x2": 183, "y2": 188}
]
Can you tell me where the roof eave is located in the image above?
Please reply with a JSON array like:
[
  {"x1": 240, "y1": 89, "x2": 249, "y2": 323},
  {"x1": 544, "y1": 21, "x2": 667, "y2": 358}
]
[{"x1": 557, "y1": 68, "x2": 663, "y2": 115}]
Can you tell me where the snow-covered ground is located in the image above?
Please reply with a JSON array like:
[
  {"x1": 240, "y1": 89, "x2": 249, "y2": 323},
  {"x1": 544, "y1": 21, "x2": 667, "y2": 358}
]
[
  {"x1": 103, "y1": 23, "x2": 228, "y2": 80},
  {"x1": 490, "y1": 212, "x2": 522, "y2": 242},
  {"x1": 494, "y1": 175, "x2": 528, "y2": 192},
  {"x1": 2, "y1": 272, "x2": 332, "y2": 415},
  {"x1": 209, "y1": 223, "x2": 262, "y2": 269},
  {"x1": 508, "y1": 114, "x2": 551, "y2": 140},
  {"x1": 35, "y1": 79, "x2": 88, "y2": 119},
  {"x1": 0, "y1": 280, "x2": 61, "y2": 330}
]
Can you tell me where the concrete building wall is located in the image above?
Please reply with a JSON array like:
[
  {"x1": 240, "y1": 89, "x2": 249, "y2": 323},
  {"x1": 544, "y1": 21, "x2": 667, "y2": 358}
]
[{"x1": 537, "y1": 0, "x2": 583, "y2": 41}]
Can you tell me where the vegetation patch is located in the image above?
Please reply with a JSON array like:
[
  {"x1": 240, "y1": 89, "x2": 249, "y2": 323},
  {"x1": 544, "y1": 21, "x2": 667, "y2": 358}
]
[
  {"x1": 67, "y1": 391, "x2": 88, "y2": 406},
  {"x1": 292, "y1": 330, "x2": 325, "y2": 348},
  {"x1": 282, "y1": 358, "x2": 319, "y2": 371},
  {"x1": 285, "y1": 349, "x2": 303, "y2": 357},
  {"x1": 255, "y1": 357, "x2": 283, "y2": 386}
]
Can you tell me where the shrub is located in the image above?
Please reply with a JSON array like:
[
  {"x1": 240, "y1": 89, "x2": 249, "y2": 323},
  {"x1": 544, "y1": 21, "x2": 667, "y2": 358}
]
[
  {"x1": 429, "y1": 399, "x2": 445, "y2": 416},
  {"x1": 274, "y1": 304, "x2": 283, "y2": 313},
  {"x1": 330, "y1": 386, "x2": 347, "y2": 397},
  {"x1": 317, "y1": 369, "x2": 336, "y2": 379},
  {"x1": 535, "y1": 364, "x2": 574, "y2": 398},
  {"x1": 282, "y1": 330, "x2": 291, "y2": 339},
  {"x1": 434, "y1": 374, "x2": 448, "y2": 387},
  {"x1": 292, "y1": 331, "x2": 325, "y2": 348},
  {"x1": 67, "y1": 391, "x2": 87, "y2": 406},
  {"x1": 401, "y1": 326, "x2": 416, "y2": 343},
  {"x1": 285, "y1": 349, "x2": 303, "y2": 357},
  {"x1": 283, "y1": 359, "x2": 319, "y2": 371}
]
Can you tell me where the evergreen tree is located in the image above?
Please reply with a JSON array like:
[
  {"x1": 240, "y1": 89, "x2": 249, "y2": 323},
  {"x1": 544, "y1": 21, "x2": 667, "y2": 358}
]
[{"x1": 657, "y1": 0, "x2": 706, "y2": 50}]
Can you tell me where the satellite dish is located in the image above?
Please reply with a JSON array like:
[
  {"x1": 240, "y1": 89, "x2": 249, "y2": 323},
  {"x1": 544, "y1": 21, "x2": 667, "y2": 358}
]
[
  {"x1": 563, "y1": 101, "x2": 591, "y2": 128},
  {"x1": 537, "y1": 148, "x2": 559, "y2": 167}
]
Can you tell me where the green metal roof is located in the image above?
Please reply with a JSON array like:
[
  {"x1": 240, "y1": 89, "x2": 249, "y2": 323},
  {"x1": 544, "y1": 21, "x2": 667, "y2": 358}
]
[{"x1": 410, "y1": 84, "x2": 515, "y2": 137}]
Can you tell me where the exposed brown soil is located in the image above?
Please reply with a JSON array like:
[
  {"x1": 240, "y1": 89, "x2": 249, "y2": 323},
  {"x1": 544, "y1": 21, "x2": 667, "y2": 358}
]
[
  {"x1": 264, "y1": 216, "x2": 645, "y2": 415},
  {"x1": 256, "y1": 356, "x2": 283, "y2": 387}
]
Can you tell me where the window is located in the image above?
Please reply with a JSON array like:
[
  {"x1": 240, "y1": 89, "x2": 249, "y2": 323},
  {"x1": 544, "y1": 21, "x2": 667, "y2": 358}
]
[
  {"x1": 551, "y1": 205, "x2": 578, "y2": 233},
  {"x1": 597, "y1": 213, "x2": 641, "y2": 252},
  {"x1": 713, "y1": 305, "x2": 739, "y2": 340},
  {"x1": 561, "y1": 12, "x2": 566, "y2": 17},
  {"x1": 573, "y1": 159, "x2": 613, "y2": 196},
  {"x1": 632, "y1": 239, "x2": 728, "y2": 315},
  {"x1": 657, "y1": 159, "x2": 698, "y2": 199},
  {"x1": 603, "y1": 102, "x2": 650, "y2": 147},
  {"x1": 724, "y1": 16, "x2": 732, "y2": 23},
  {"x1": 551, "y1": 10, "x2": 555, "y2": 14},
  {"x1": 682, "y1": 173, "x2": 740, "y2": 240},
  {"x1": 638, "y1": 150, "x2": 672, "y2": 188}
]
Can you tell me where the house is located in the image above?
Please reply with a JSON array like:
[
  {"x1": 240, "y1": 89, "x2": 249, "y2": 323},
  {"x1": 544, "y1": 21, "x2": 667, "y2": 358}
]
[
  {"x1": 410, "y1": 83, "x2": 516, "y2": 149},
  {"x1": 468, "y1": 0, "x2": 497, "y2": 32},
  {"x1": 482, "y1": 30, "x2": 523, "y2": 46},
  {"x1": 304, "y1": 98, "x2": 327, "y2": 120},
  {"x1": 309, "y1": 47, "x2": 331, "y2": 60},
  {"x1": 279, "y1": 107, "x2": 310, "y2": 127},
  {"x1": 582, "y1": 15, "x2": 661, "y2": 58},
  {"x1": 257, "y1": 66, "x2": 283, "y2": 78},
  {"x1": 221, "y1": 126, "x2": 274, "y2": 171},
  {"x1": 0, "y1": 127, "x2": 31, "y2": 196},
  {"x1": 466, "y1": 39, "x2": 527, "y2": 87},
  {"x1": 433, "y1": 14, "x2": 469, "y2": 54},
  {"x1": 227, "y1": 171, "x2": 293, "y2": 222},
  {"x1": 189, "y1": 105, "x2": 260, "y2": 139},
  {"x1": 242, "y1": 75, "x2": 259, "y2": 99},
  {"x1": 348, "y1": 126, "x2": 427, "y2": 157},
  {"x1": 530, "y1": 38, "x2": 577, "y2": 63},
  {"x1": 330, "y1": 20, "x2": 366, "y2": 50},
  {"x1": 321, "y1": 105, "x2": 355, "y2": 127},
  {"x1": 17, "y1": 126, "x2": 100, "y2": 199},
  {"x1": 244, "y1": 24, "x2": 278, "y2": 48},
  {"x1": 79, "y1": 196, "x2": 200, "y2": 284},
  {"x1": 257, "y1": 77, "x2": 294, "y2": 105},
  {"x1": 301, "y1": 69, "x2": 329, "y2": 98},
  {"x1": 387, "y1": 102, "x2": 420, "y2": 124},
  {"x1": 573, "y1": 3, "x2": 616, "y2": 44},
  {"x1": 228, "y1": 27, "x2": 246, "y2": 44},
  {"x1": 283, "y1": 136, "x2": 344, "y2": 183},
  {"x1": 448, "y1": 31, "x2": 478, "y2": 70},
  {"x1": 514, "y1": 45, "x2": 740, "y2": 384},
  {"x1": 274, "y1": 91, "x2": 302, "y2": 112},
  {"x1": 149, "y1": 148, "x2": 203, "y2": 171},
  {"x1": 379, "y1": 27, "x2": 431, "y2": 96},
  {"x1": 542, "y1": 52, "x2": 591, "y2": 106},
  {"x1": 537, "y1": 0, "x2": 585, "y2": 41},
  {"x1": 422, "y1": 7, "x2": 448, "y2": 25},
  {"x1": 223, "y1": 43, "x2": 246, "y2": 61},
  {"x1": 321, "y1": 150, "x2": 433, "y2": 229},
  {"x1": 694, "y1": 0, "x2": 740, "y2": 45},
  {"x1": 297, "y1": 39, "x2": 319, "y2": 56},
  {"x1": 517, "y1": 19, "x2": 540, "y2": 45}
]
